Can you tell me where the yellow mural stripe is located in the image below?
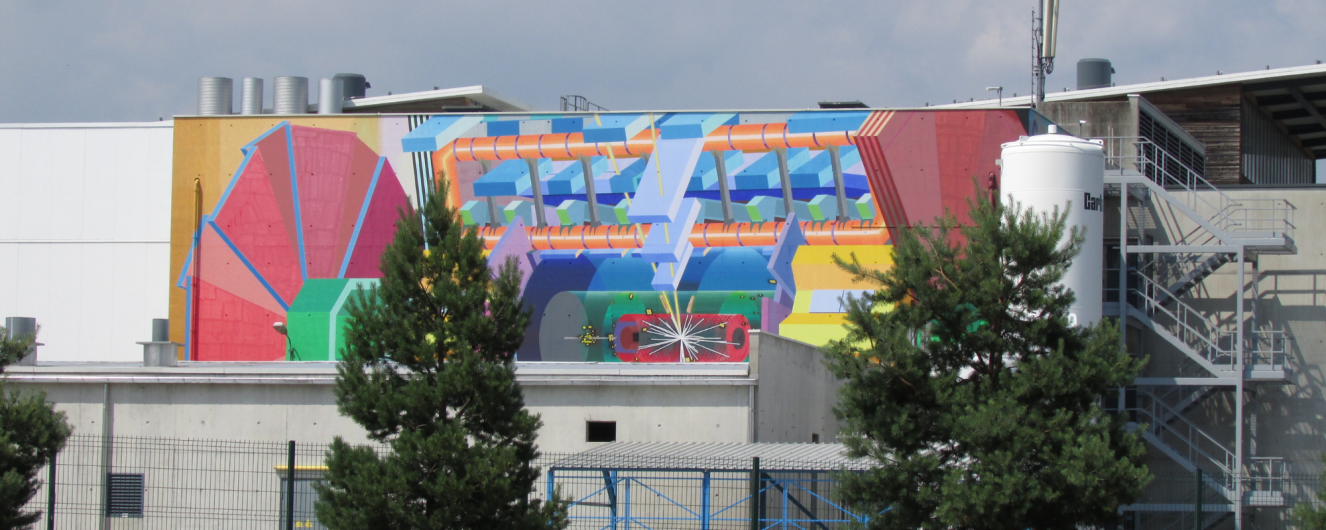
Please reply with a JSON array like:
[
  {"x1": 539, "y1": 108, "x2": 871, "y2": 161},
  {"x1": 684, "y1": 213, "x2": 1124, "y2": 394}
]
[{"x1": 649, "y1": 112, "x2": 664, "y2": 197}]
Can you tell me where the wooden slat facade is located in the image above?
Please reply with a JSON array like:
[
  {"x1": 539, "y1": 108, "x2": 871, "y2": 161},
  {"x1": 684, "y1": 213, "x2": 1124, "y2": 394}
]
[{"x1": 1144, "y1": 85, "x2": 1244, "y2": 185}]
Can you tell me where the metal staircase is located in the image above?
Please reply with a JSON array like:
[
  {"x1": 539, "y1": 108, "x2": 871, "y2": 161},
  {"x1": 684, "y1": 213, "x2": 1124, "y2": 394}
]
[{"x1": 1098, "y1": 136, "x2": 1296, "y2": 530}]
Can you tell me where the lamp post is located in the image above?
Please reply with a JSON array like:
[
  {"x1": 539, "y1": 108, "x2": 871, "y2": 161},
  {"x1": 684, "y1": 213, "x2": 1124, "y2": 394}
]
[
  {"x1": 273, "y1": 322, "x2": 300, "y2": 360},
  {"x1": 986, "y1": 86, "x2": 1003, "y2": 107}
]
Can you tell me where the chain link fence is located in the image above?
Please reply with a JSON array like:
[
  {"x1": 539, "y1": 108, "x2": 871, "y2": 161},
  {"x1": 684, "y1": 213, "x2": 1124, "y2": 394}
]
[{"x1": 20, "y1": 434, "x2": 1326, "y2": 529}]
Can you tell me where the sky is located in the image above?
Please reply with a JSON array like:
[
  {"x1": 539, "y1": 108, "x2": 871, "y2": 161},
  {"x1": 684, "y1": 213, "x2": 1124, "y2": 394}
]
[{"x1": 1, "y1": 0, "x2": 1323, "y2": 122}]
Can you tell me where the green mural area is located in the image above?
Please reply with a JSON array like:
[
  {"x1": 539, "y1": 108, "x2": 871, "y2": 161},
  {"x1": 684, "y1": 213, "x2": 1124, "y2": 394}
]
[{"x1": 285, "y1": 279, "x2": 379, "y2": 361}]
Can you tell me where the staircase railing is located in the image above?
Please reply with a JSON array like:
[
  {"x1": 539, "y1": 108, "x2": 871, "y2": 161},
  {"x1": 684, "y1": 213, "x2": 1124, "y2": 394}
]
[
  {"x1": 1132, "y1": 274, "x2": 1235, "y2": 370},
  {"x1": 1098, "y1": 136, "x2": 1295, "y2": 239},
  {"x1": 1133, "y1": 388, "x2": 1237, "y2": 497}
]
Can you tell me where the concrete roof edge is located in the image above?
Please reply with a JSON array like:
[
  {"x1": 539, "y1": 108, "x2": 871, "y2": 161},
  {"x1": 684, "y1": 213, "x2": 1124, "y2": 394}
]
[{"x1": 0, "y1": 121, "x2": 174, "y2": 129}]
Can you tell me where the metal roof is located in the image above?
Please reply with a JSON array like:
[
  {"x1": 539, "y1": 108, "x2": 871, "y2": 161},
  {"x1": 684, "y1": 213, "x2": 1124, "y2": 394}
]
[
  {"x1": 549, "y1": 442, "x2": 873, "y2": 471},
  {"x1": 936, "y1": 63, "x2": 1326, "y2": 159},
  {"x1": 341, "y1": 85, "x2": 533, "y2": 113},
  {"x1": 935, "y1": 63, "x2": 1326, "y2": 110}
]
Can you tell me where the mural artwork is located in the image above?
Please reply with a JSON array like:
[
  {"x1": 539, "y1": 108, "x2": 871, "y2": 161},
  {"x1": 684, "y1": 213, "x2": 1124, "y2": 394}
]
[{"x1": 171, "y1": 110, "x2": 1042, "y2": 362}]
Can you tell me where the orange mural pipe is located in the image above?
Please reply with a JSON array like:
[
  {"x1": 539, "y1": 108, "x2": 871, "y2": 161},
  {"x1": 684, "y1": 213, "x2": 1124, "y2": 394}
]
[
  {"x1": 444, "y1": 123, "x2": 856, "y2": 163},
  {"x1": 475, "y1": 221, "x2": 887, "y2": 251}
]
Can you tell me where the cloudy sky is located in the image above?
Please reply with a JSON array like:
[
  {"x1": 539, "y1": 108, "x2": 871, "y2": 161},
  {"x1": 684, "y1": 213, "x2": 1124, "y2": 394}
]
[{"x1": 0, "y1": 0, "x2": 1322, "y2": 122}]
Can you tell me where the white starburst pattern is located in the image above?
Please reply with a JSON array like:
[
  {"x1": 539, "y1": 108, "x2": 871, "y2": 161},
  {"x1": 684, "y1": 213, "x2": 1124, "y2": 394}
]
[{"x1": 638, "y1": 315, "x2": 735, "y2": 362}]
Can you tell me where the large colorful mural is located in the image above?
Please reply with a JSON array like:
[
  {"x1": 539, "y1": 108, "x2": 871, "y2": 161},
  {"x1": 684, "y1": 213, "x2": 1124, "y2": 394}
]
[{"x1": 169, "y1": 110, "x2": 1044, "y2": 362}]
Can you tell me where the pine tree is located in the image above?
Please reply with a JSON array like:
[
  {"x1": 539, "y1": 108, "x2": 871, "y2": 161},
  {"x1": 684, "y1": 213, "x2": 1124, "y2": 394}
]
[
  {"x1": 314, "y1": 180, "x2": 565, "y2": 530},
  {"x1": 0, "y1": 326, "x2": 71, "y2": 530},
  {"x1": 824, "y1": 182, "x2": 1150, "y2": 530}
]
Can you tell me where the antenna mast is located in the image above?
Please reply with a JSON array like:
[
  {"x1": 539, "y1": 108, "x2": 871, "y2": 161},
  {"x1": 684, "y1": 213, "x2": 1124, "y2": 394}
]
[{"x1": 1032, "y1": 0, "x2": 1060, "y2": 110}]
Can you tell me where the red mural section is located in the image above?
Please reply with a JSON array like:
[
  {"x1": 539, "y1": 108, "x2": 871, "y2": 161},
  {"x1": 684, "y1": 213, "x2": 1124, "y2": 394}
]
[
  {"x1": 855, "y1": 110, "x2": 1028, "y2": 240},
  {"x1": 184, "y1": 123, "x2": 411, "y2": 361}
]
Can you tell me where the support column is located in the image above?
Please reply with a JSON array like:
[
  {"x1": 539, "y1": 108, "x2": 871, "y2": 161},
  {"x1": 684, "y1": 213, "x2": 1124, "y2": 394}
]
[
  {"x1": 524, "y1": 158, "x2": 547, "y2": 228},
  {"x1": 1118, "y1": 185, "x2": 1129, "y2": 414},
  {"x1": 774, "y1": 148, "x2": 795, "y2": 218},
  {"x1": 827, "y1": 145, "x2": 850, "y2": 222},
  {"x1": 579, "y1": 156, "x2": 601, "y2": 226},
  {"x1": 713, "y1": 150, "x2": 735, "y2": 224},
  {"x1": 1234, "y1": 246, "x2": 1246, "y2": 530},
  {"x1": 98, "y1": 384, "x2": 113, "y2": 530}
]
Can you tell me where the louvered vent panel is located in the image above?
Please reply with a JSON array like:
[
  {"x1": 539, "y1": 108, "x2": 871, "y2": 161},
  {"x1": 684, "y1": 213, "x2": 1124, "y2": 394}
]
[{"x1": 107, "y1": 473, "x2": 144, "y2": 518}]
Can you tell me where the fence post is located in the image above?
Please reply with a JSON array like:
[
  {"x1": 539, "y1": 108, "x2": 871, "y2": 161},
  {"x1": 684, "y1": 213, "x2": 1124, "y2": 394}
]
[
  {"x1": 287, "y1": 441, "x2": 296, "y2": 530},
  {"x1": 46, "y1": 453, "x2": 56, "y2": 530},
  {"x1": 750, "y1": 457, "x2": 760, "y2": 530},
  {"x1": 1194, "y1": 468, "x2": 1203, "y2": 530},
  {"x1": 701, "y1": 470, "x2": 711, "y2": 530}
]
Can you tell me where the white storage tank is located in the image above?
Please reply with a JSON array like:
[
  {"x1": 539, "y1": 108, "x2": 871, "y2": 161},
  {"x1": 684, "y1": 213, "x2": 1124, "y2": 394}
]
[{"x1": 999, "y1": 124, "x2": 1105, "y2": 327}]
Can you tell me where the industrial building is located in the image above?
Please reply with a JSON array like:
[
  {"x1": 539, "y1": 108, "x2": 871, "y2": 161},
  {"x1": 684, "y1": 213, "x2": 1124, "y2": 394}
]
[{"x1": 3, "y1": 63, "x2": 1326, "y2": 529}]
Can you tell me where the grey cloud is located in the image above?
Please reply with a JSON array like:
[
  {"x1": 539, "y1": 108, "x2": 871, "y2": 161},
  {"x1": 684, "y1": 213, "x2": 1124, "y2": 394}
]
[{"x1": 0, "y1": 0, "x2": 1322, "y2": 122}]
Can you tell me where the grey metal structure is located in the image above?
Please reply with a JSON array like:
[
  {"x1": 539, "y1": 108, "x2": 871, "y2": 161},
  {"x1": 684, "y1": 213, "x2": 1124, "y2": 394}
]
[
  {"x1": 1098, "y1": 132, "x2": 1297, "y2": 529},
  {"x1": 239, "y1": 77, "x2": 263, "y2": 115},
  {"x1": 196, "y1": 77, "x2": 233, "y2": 115},
  {"x1": 1078, "y1": 58, "x2": 1113, "y2": 90},
  {"x1": 272, "y1": 76, "x2": 309, "y2": 115}
]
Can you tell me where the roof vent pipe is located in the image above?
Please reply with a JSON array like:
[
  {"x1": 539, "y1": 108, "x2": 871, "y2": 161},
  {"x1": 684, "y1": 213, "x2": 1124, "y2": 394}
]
[
  {"x1": 273, "y1": 76, "x2": 309, "y2": 114},
  {"x1": 239, "y1": 77, "x2": 263, "y2": 115},
  {"x1": 333, "y1": 73, "x2": 368, "y2": 99},
  {"x1": 318, "y1": 78, "x2": 343, "y2": 114},
  {"x1": 197, "y1": 77, "x2": 233, "y2": 115},
  {"x1": 1077, "y1": 59, "x2": 1114, "y2": 90}
]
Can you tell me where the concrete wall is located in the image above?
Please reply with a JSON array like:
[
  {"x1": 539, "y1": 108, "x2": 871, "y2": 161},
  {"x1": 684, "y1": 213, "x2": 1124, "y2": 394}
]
[
  {"x1": 7, "y1": 334, "x2": 847, "y2": 454},
  {"x1": 0, "y1": 122, "x2": 174, "y2": 362},
  {"x1": 1038, "y1": 100, "x2": 1136, "y2": 140},
  {"x1": 526, "y1": 384, "x2": 751, "y2": 454},
  {"x1": 751, "y1": 332, "x2": 843, "y2": 444}
]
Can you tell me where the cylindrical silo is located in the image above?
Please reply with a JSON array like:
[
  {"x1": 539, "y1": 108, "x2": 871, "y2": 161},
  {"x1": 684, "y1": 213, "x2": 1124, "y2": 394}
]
[
  {"x1": 239, "y1": 77, "x2": 263, "y2": 115},
  {"x1": 333, "y1": 73, "x2": 368, "y2": 99},
  {"x1": 317, "y1": 78, "x2": 343, "y2": 114},
  {"x1": 273, "y1": 76, "x2": 309, "y2": 114},
  {"x1": 999, "y1": 124, "x2": 1105, "y2": 327},
  {"x1": 197, "y1": 77, "x2": 233, "y2": 115},
  {"x1": 1077, "y1": 58, "x2": 1113, "y2": 90}
]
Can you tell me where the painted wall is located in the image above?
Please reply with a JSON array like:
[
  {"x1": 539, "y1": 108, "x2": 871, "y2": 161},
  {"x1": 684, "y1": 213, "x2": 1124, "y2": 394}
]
[
  {"x1": 169, "y1": 110, "x2": 1035, "y2": 362},
  {"x1": 0, "y1": 122, "x2": 174, "y2": 361}
]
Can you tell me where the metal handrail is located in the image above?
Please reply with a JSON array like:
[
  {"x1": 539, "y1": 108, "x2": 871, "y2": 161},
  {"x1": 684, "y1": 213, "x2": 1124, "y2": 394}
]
[
  {"x1": 1245, "y1": 457, "x2": 1289, "y2": 492},
  {"x1": 1134, "y1": 388, "x2": 1237, "y2": 495},
  {"x1": 1132, "y1": 274, "x2": 1234, "y2": 369},
  {"x1": 1097, "y1": 136, "x2": 1296, "y2": 239}
]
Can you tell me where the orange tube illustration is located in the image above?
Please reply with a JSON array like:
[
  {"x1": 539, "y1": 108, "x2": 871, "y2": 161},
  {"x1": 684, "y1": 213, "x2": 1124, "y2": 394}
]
[
  {"x1": 443, "y1": 124, "x2": 855, "y2": 163},
  {"x1": 476, "y1": 221, "x2": 887, "y2": 251}
]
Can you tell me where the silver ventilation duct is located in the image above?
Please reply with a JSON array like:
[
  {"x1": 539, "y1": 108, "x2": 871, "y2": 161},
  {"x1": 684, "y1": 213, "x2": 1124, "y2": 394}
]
[
  {"x1": 197, "y1": 77, "x2": 233, "y2": 115},
  {"x1": 239, "y1": 77, "x2": 264, "y2": 115},
  {"x1": 318, "y1": 78, "x2": 343, "y2": 114},
  {"x1": 273, "y1": 76, "x2": 309, "y2": 114}
]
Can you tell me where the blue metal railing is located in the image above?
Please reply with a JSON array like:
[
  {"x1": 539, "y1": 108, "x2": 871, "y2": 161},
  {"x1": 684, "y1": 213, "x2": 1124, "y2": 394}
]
[{"x1": 548, "y1": 466, "x2": 872, "y2": 529}]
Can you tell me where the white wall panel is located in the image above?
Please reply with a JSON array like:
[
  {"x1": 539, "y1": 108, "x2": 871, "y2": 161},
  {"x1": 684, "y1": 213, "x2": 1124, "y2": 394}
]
[{"x1": 0, "y1": 123, "x2": 173, "y2": 361}]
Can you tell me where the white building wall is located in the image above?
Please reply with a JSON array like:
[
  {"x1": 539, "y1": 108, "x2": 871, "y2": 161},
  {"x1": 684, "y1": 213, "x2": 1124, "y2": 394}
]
[{"x1": 0, "y1": 122, "x2": 173, "y2": 361}]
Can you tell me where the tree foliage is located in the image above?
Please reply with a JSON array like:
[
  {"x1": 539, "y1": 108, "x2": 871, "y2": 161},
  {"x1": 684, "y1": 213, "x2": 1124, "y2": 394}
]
[
  {"x1": 314, "y1": 180, "x2": 564, "y2": 530},
  {"x1": 0, "y1": 326, "x2": 71, "y2": 530},
  {"x1": 824, "y1": 184, "x2": 1149, "y2": 530},
  {"x1": 1294, "y1": 453, "x2": 1326, "y2": 530}
]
